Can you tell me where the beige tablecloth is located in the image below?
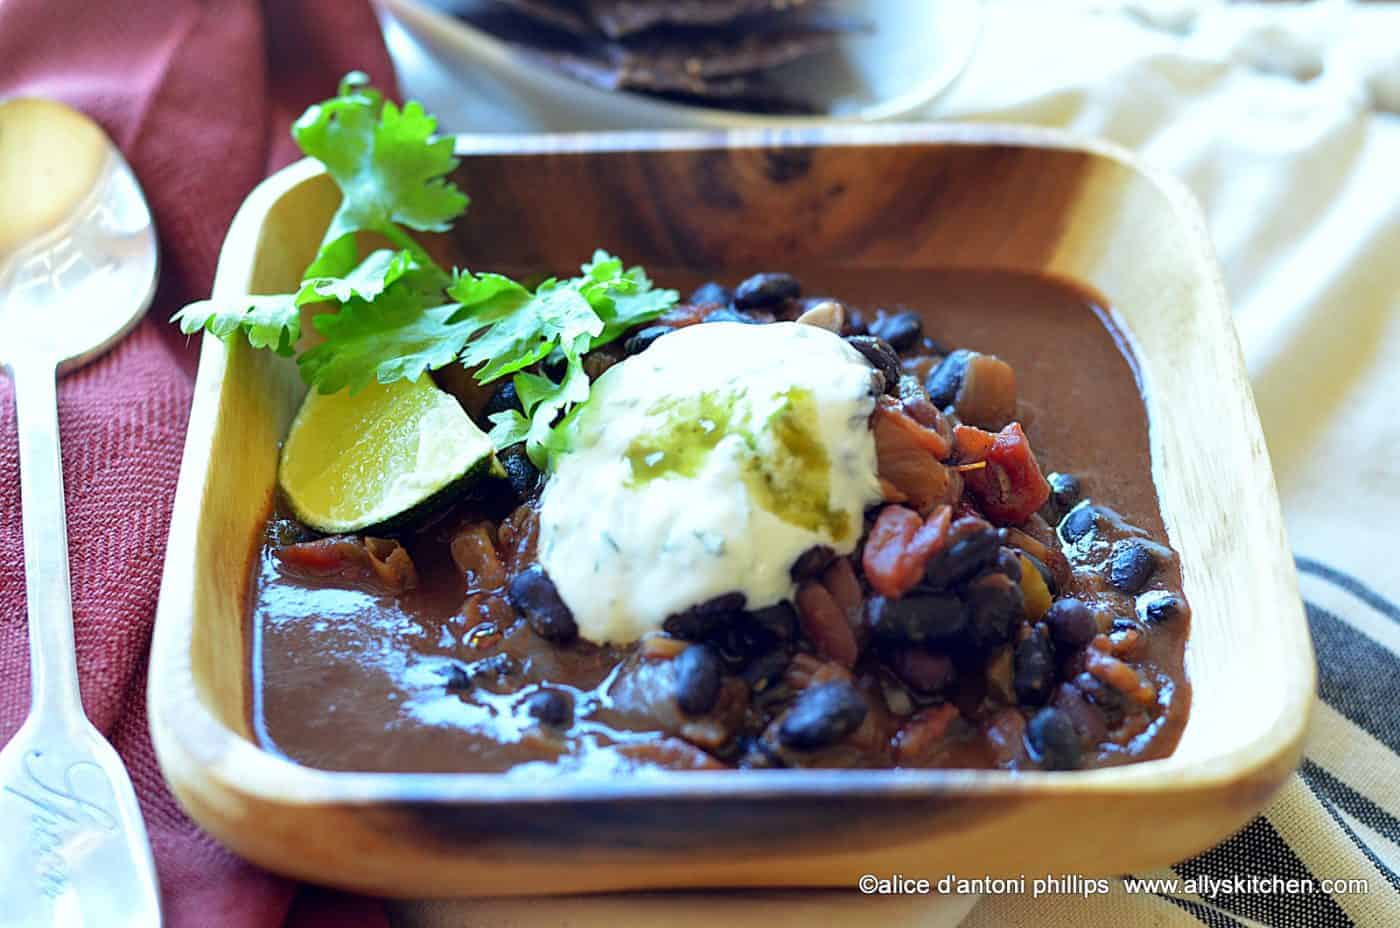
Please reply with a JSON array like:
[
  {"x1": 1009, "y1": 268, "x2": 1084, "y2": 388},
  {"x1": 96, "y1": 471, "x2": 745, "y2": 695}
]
[{"x1": 384, "y1": 1, "x2": 1400, "y2": 924}]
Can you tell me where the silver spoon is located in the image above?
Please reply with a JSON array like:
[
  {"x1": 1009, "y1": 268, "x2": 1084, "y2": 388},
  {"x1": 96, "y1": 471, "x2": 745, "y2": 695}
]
[{"x1": 0, "y1": 98, "x2": 161, "y2": 926}]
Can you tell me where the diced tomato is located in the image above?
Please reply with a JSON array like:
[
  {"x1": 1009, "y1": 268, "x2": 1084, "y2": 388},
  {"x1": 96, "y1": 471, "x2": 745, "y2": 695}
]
[
  {"x1": 275, "y1": 536, "x2": 418, "y2": 595},
  {"x1": 862, "y1": 504, "x2": 952, "y2": 598},
  {"x1": 275, "y1": 536, "x2": 367, "y2": 572},
  {"x1": 952, "y1": 424, "x2": 996, "y2": 463},
  {"x1": 873, "y1": 402, "x2": 956, "y2": 513},
  {"x1": 658, "y1": 303, "x2": 708, "y2": 328},
  {"x1": 874, "y1": 398, "x2": 952, "y2": 460},
  {"x1": 962, "y1": 422, "x2": 1051, "y2": 525}
]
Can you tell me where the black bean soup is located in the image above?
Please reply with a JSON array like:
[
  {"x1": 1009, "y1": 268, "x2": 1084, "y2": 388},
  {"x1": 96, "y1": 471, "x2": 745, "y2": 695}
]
[{"x1": 250, "y1": 268, "x2": 1191, "y2": 775}]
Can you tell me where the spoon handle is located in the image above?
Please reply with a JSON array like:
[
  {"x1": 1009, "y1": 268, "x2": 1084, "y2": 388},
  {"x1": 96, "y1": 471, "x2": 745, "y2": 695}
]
[{"x1": 9, "y1": 358, "x2": 83, "y2": 721}]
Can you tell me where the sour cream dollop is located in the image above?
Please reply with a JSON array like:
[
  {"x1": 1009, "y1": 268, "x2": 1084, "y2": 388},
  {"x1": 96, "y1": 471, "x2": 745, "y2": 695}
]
[{"x1": 538, "y1": 321, "x2": 883, "y2": 644}]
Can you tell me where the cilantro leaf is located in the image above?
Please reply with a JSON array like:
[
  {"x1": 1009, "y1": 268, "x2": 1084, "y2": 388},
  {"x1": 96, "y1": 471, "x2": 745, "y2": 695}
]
[
  {"x1": 293, "y1": 72, "x2": 468, "y2": 274},
  {"x1": 488, "y1": 334, "x2": 593, "y2": 468},
  {"x1": 304, "y1": 248, "x2": 425, "y2": 303},
  {"x1": 583, "y1": 251, "x2": 678, "y2": 344},
  {"x1": 177, "y1": 72, "x2": 683, "y2": 475},
  {"x1": 173, "y1": 294, "x2": 304, "y2": 355},
  {"x1": 470, "y1": 253, "x2": 677, "y2": 466},
  {"x1": 448, "y1": 271, "x2": 612, "y2": 384},
  {"x1": 173, "y1": 247, "x2": 431, "y2": 357},
  {"x1": 298, "y1": 280, "x2": 476, "y2": 395},
  {"x1": 486, "y1": 408, "x2": 531, "y2": 451}
]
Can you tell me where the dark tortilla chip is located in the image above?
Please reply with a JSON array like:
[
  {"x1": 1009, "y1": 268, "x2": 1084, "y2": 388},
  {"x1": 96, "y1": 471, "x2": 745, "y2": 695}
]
[
  {"x1": 484, "y1": 0, "x2": 594, "y2": 35},
  {"x1": 539, "y1": 49, "x2": 820, "y2": 112},
  {"x1": 464, "y1": 4, "x2": 864, "y2": 112},
  {"x1": 611, "y1": 16, "x2": 863, "y2": 84},
  {"x1": 583, "y1": 0, "x2": 816, "y2": 39},
  {"x1": 540, "y1": 49, "x2": 772, "y2": 97}
]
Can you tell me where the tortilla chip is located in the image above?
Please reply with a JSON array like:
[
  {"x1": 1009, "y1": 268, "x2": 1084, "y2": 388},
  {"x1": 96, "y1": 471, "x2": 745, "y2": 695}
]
[
  {"x1": 466, "y1": 4, "x2": 863, "y2": 112},
  {"x1": 613, "y1": 17, "x2": 861, "y2": 83},
  {"x1": 583, "y1": 0, "x2": 814, "y2": 39},
  {"x1": 486, "y1": 0, "x2": 594, "y2": 35}
]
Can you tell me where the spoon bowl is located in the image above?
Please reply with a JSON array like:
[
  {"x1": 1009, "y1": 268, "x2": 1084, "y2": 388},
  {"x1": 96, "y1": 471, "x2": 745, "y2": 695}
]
[
  {"x1": 0, "y1": 97, "x2": 162, "y2": 926},
  {"x1": 0, "y1": 98, "x2": 157, "y2": 370}
]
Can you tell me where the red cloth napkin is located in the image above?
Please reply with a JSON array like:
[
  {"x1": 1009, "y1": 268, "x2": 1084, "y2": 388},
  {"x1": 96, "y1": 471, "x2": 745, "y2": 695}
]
[{"x1": 0, "y1": 2, "x2": 398, "y2": 925}]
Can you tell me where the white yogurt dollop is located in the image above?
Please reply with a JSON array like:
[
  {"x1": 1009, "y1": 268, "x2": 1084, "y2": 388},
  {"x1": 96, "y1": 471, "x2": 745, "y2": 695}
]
[{"x1": 538, "y1": 322, "x2": 883, "y2": 645}]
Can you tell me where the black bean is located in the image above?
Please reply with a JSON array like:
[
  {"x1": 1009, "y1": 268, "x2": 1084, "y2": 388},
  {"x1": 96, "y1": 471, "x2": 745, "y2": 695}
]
[
  {"x1": 844, "y1": 335, "x2": 902, "y2": 388},
  {"x1": 1110, "y1": 616, "x2": 1144, "y2": 635},
  {"x1": 1021, "y1": 552, "x2": 1059, "y2": 597},
  {"x1": 497, "y1": 444, "x2": 540, "y2": 500},
  {"x1": 868, "y1": 310, "x2": 923, "y2": 352},
  {"x1": 713, "y1": 618, "x2": 777, "y2": 667},
  {"x1": 689, "y1": 281, "x2": 731, "y2": 306},
  {"x1": 1109, "y1": 541, "x2": 1156, "y2": 594},
  {"x1": 866, "y1": 593, "x2": 966, "y2": 644},
  {"x1": 1142, "y1": 593, "x2": 1185, "y2": 624},
  {"x1": 507, "y1": 567, "x2": 578, "y2": 643},
  {"x1": 747, "y1": 602, "x2": 799, "y2": 642},
  {"x1": 703, "y1": 305, "x2": 762, "y2": 325},
  {"x1": 741, "y1": 649, "x2": 791, "y2": 693},
  {"x1": 1014, "y1": 624, "x2": 1056, "y2": 706},
  {"x1": 525, "y1": 688, "x2": 573, "y2": 727},
  {"x1": 789, "y1": 545, "x2": 837, "y2": 581},
  {"x1": 1026, "y1": 706, "x2": 1082, "y2": 770},
  {"x1": 623, "y1": 324, "x2": 672, "y2": 356},
  {"x1": 778, "y1": 681, "x2": 868, "y2": 750},
  {"x1": 1045, "y1": 597, "x2": 1097, "y2": 648},
  {"x1": 1048, "y1": 472, "x2": 1081, "y2": 513},
  {"x1": 925, "y1": 349, "x2": 973, "y2": 408},
  {"x1": 925, "y1": 522, "x2": 1003, "y2": 589},
  {"x1": 890, "y1": 648, "x2": 957, "y2": 694},
  {"x1": 963, "y1": 572, "x2": 1024, "y2": 651},
  {"x1": 734, "y1": 272, "x2": 800, "y2": 309},
  {"x1": 1060, "y1": 503, "x2": 1097, "y2": 543},
  {"x1": 482, "y1": 380, "x2": 522, "y2": 420},
  {"x1": 995, "y1": 548, "x2": 1023, "y2": 582},
  {"x1": 663, "y1": 592, "x2": 747, "y2": 640},
  {"x1": 442, "y1": 662, "x2": 473, "y2": 692},
  {"x1": 674, "y1": 644, "x2": 724, "y2": 715}
]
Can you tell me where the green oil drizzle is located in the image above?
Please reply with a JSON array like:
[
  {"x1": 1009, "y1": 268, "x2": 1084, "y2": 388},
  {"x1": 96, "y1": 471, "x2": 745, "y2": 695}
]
[
  {"x1": 742, "y1": 388, "x2": 850, "y2": 538},
  {"x1": 624, "y1": 387, "x2": 849, "y2": 538},
  {"x1": 625, "y1": 391, "x2": 737, "y2": 482}
]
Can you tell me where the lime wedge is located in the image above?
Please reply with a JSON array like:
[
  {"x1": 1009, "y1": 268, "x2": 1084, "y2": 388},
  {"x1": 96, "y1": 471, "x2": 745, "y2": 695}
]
[{"x1": 278, "y1": 377, "x2": 498, "y2": 534}]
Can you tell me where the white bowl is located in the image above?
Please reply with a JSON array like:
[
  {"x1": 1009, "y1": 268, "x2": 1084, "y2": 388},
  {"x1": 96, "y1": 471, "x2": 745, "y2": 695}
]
[{"x1": 378, "y1": 0, "x2": 983, "y2": 131}]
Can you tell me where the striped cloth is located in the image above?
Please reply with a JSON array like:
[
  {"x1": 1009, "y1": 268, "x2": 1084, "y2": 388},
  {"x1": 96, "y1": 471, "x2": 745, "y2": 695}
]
[{"x1": 384, "y1": 1, "x2": 1400, "y2": 925}]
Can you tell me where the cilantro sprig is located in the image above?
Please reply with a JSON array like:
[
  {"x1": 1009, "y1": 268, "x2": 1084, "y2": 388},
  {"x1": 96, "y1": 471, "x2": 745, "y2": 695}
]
[{"x1": 175, "y1": 73, "x2": 676, "y2": 467}]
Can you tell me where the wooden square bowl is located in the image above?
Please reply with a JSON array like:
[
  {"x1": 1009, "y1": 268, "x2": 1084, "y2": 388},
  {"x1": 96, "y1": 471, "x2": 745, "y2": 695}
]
[{"x1": 151, "y1": 126, "x2": 1314, "y2": 898}]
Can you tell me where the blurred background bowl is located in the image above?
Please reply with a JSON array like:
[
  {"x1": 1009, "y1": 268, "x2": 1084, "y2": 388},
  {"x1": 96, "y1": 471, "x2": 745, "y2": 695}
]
[{"x1": 378, "y1": 0, "x2": 983, "y2": 131}]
